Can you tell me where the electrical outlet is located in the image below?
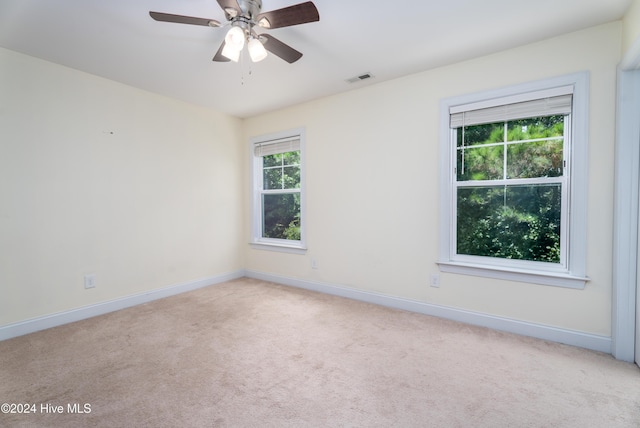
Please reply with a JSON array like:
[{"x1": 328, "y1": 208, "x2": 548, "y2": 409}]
[
  {"x1": 430, "y1": 274, "x2": 440, "y2": 288},
  {"x1": 311, "y1": 258, "x2": 319, "y2": 269},
  {"x1": 84, "y1": 274, "x2": 96, "y2": 289}
]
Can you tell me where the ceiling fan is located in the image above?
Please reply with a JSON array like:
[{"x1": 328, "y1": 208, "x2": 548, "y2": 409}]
[{"x1": 150, "y1": 0, "x2": 319, "y2": 64}]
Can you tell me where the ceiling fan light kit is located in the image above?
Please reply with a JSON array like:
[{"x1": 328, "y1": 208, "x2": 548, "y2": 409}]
[
  {"x1": 221, "y1": 41, "x2": 241, "y2": 62},
  {"x1": 247, "y1": 37, "x2": 268, "y2": 62},
  {"x1": 150, "y1": 0, "x2": 319, "y2": 64},
  {"x1": 222, "y1": 24, "x2": 245, "y2": 61}
]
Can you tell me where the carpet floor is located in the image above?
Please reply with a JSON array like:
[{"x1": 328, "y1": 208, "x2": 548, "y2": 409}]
[{"x1": 1, "y1": 277, "x2": 639, "y2": 427}]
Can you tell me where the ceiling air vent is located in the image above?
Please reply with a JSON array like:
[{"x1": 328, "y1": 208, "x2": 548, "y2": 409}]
[{"x1": 346, "y1": 72, "x2": 374, "y2": 84}]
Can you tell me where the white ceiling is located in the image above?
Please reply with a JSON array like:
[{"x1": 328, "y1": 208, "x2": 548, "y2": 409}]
[{"x1": 0, "y1": 0, "x2": 632, "y2": 118}]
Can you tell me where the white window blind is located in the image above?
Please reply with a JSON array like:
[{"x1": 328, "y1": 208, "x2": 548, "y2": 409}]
[
  {"x1": 254, "y1": 137, "x2": 300, "y2": 157},
  {"x1": 450, "y1": 86, "x2": 573, "y2": 128}
]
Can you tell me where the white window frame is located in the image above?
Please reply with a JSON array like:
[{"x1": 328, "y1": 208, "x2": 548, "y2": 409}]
[
  {"x1": 250, "y1": 128, "x2": 306, "y2": 254},
  {"x1": 438, "y1": 73, "x2": 589, "y2": 289}
]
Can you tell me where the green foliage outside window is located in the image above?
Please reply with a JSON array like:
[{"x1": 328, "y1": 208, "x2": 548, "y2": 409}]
[
  {"x1": 456, "y1": 116, "x2": 564, "y2": 262},
  {"x1": 262, "y1": 151, "x2": 301, "y2": 240},
  {"x1": 457, "y1": 184, "x2": 561, "y2": 262}
]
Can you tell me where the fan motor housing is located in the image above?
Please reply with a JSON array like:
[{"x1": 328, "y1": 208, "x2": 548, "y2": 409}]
[{"x1": 237, "y1": 0, "x2": 262, "y2": 20}]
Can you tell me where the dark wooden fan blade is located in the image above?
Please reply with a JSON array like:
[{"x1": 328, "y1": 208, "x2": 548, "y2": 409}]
[
  {"x1": 261, "y1": 34, "x2": 303, "y2": 63},
  {"x1": 212, "y1": 41, "x2": 231, "y2": 62},
  {"x1": 256, "y1": 1, "x2": 319, "y2": 29},
  {"x1": 149, "y1": 11, "x2": 221, "y2": 27}
]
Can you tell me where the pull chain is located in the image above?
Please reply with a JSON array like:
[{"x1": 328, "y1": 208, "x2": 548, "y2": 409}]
[{"x1": 239, "y1": 49, "x2": 254, "y2": 86}]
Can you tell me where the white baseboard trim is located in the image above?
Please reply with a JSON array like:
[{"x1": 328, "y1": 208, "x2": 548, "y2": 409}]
[
  {"x1": 245, "y1": 269, "x2": 612, "y2": 354},
  {"x1": 3, "y1": 269, "x2": 612, "y2": 355},
  {"x1": 0, "y1": 270, "x2": 245, "y2": 342}
]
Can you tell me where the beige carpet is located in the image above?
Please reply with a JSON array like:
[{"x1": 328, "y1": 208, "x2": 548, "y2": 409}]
[{"x1": 1, "y1": 277, "x2": 639, "y2": 427}]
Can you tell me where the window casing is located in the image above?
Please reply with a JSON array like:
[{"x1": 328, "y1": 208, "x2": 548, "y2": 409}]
[
  {"x1": 438, "y1": 74, "x2": 589, "y2": 288},
  {"x1": 251, "y1": 129, "x2": 306, "y2": 253}
]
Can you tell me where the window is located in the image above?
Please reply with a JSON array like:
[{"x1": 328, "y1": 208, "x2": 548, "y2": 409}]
[
  {"x1": 251, "y1": 129, "x2": 306, "y2": 253},
  {"x1": 438, "y1": 74, "x2": 589, "y2": 288}
]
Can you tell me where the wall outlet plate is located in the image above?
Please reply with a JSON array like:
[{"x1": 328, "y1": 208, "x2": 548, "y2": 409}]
[
  {"x1": 84, "y1": 274, "x2": 96, "y2": 289},
  {"x1": 430, "y1": 274, "x2": 440, "y2": 288}
]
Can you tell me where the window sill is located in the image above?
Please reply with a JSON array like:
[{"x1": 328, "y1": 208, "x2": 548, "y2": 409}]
[
  {"x1": 250, "y1": 242, "x2": 307, "y2": 255},
  {"x1": 436, "y1": 261, "x2": 588, "y2": 289}
]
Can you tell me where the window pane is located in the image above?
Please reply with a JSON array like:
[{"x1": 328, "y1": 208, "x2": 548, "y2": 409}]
[
  {"x1": 457, "y1": 122, "x2": 504, "y2": 147},
  {"x1": 507, "y1": 139, "x2": 563, "y2": 179},
  {"x1": 282, "y1": 166, "x2": 300, "y2": 189},
  {"x1": 456, "y1": 183, "x2": 561, "y2": 262},
  {"x1": 282, "y1": 150, "x2": 300, "y2": 166},
  {"x1": 507, "y1": 116, "x2": 564, "y2": 141},
  {"x1": 263, "y1": 153, "x2": 282, "y2": 168},
  {"x1": 263, "y1": 168, "x2": 282, "y2": 190},
  {"x1": 262, "y1": 193, "x2": 301, "y2": 240},
  {"x1": 457, "y1": 145, "x2": 503, "y2": 181}
]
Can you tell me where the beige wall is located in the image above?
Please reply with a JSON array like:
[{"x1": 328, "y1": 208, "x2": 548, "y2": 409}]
[
  {"x1": 243, "y1": 22, "x2": 622, "y2": 337},
  {"x1": 623, "y1": 0, "x2": 640, "y2": 54},
  {"x1": 0, "y1": 48, "x2": 244, "y2": 326}
]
